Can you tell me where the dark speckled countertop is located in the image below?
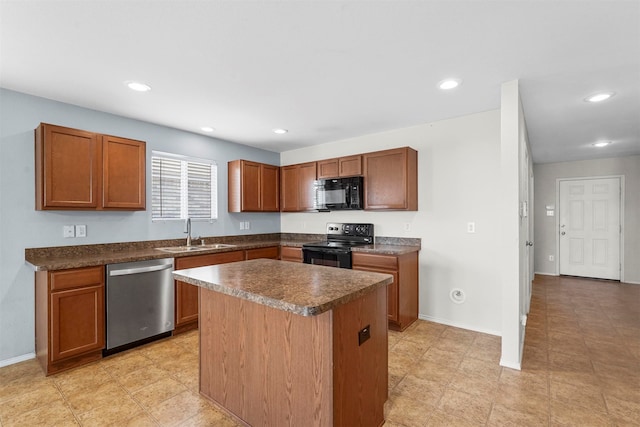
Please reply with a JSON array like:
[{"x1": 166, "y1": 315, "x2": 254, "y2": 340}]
[
  {"x1": 173, "y1": 258, "x2": 393, "y2": 316},
  {"x1": 25, "y1": 233, "x2": 420, "y2": 271}
]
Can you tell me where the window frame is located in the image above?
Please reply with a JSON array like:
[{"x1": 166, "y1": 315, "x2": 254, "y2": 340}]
[{"x1": 151, "y1": 150, "x2": 218, "y2": 222}]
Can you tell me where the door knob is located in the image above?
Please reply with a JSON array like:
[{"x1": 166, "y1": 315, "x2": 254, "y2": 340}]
[
  {"x1": 526, "y1": 241, "x2": 534, "y2": 246},
  {"x1": 561, "y1": 231, "x2": 566, "y2": 235}
]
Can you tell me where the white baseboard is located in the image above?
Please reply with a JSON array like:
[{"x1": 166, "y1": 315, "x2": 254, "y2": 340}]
[
  {"x1": 622, "y1": 280, "x2": 640, "y2": 285},
  {"x1": 418, "y1": 314, "x2": 501, "y2": 337},
  {"x1": 534, "y1": 271, "x2": 558, "y2": 276},
  {"x1": 0, "y1": 352, "x2": 35, "y2": 368}
]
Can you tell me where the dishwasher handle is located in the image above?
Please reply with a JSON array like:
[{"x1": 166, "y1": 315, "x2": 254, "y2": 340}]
[{"x1": 109, "y1": 263, "x2": 173, "y2": 277}]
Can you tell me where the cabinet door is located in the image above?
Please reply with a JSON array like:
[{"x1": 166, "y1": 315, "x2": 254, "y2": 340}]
[
  {"x1": 102, "y1": 135, "x2": 146, "y2": 209},
  {"x1": 241, "y1": 161, "x2": 262, "y2": 211},
  {"x1": 280, "y1": 165, "x2": 300, "y2": 212},
  {"x1": 298, "y1": 162, "x2": 317, "y2": 211},
  {"x1": 50, "y1": 284, "x2": 105, "y2": 362},
  {"x1": 351, "y1": 261, "x2": 399, "y2": 323},
  {"x1": 260, "y1": 164, "x2": 280, "y2": 212},
  {"x1": 317, "y1": 159, "x2": 339, "y2": 179},
  {"x1": 174, "y1": 251, "x2": 245, "y2": 329},
  {"x1": 36, "y1": 123, "x2": 100, "y2": 209},
  {"x1": 339, "y1": 155, "x2": 362, "y2": 177},
  {"x1": 363, "y1": 147, "x2": 417, "y2": 210}
]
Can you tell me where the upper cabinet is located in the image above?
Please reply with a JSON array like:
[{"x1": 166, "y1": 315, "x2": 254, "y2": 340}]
[
  {"x1": 228, "y1": 160, "x2": 280, "y2": 212},
  {"x1": 280, "y1": 162, "x2": 317, "y2": 212},
  {"x1": 35, "y1": 123, "x2": 146, "y2": 211},
  {"x1": 317, "y1": 155, "x2": 362, "y2": 179},
  {"x1": 363, "y1": 147, "x2": 417, "y2": 211}
]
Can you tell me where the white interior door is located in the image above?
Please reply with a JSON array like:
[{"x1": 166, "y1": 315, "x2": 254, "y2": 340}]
[{"x1": 559, "y1": 177, "x2": 621, "y2": 280}]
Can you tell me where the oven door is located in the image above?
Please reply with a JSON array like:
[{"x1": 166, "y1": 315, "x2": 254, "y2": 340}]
[{"x1": 302, "y1": 247, "x2": 352, "y2": 269}]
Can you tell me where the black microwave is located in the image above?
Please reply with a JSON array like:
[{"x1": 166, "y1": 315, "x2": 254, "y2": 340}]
[{"x1": 314, "y1": 176, "x2": 364, "y2": 211}]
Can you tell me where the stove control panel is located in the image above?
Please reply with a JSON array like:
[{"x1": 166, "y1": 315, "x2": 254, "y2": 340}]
[{"x1": 326, "y1": 222, "x2": 374, "y2": 238}]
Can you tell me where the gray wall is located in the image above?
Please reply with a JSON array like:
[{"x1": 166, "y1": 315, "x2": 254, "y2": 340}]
[
  {"x1": 0, "y1": 89, "x2": 281, "y2": 363},
  {"x1": 533, "y1": 156, "x2": 640, "y2": 283}
]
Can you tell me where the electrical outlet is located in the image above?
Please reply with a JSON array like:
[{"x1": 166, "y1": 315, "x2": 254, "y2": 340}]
[
  {"x1": 63, "y1": 225, "x2": 75, "y2": 238},
  {"x1": 239, "y1": 222, "x2": 245, "y2": 230},
  {"x1": 549, "y1": 255, "x2": 555, "y2": 262},
  {"x1": 467, "y1": 222, "x2": 475, "y2": 233},
  {"x1": 245, "y1": 221, "x2": 251, "y2": 230},
  {"x1": 404, "y1": 223, "x2": 411, "y2": 231},
  {"x1": 75, "y1": 225, "x2": 86, "y2": 237}
]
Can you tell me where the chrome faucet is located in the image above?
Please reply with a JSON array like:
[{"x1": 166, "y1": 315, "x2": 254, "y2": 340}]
[{"x1": 185, "y1": 218, "x2": 192, "y2": 246}]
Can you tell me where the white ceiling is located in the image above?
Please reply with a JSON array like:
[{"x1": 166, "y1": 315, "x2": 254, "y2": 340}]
[{"x1": 1, "y1": 1, "x2": 639, "y2": 163}]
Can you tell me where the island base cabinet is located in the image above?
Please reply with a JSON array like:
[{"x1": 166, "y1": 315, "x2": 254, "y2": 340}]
[{"x1": 199, "y1": 285, "x2": 388, "y2": 427}]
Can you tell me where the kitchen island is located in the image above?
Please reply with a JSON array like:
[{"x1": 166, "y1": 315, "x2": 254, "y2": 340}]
[{"x1": 173, "y1": 258, "x2": 393, "y2": 427}]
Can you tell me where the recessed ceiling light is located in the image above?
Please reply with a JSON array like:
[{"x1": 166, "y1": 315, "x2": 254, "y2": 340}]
[
  {"x1": 438, "y1": 78, "x2": 462, "y2": 90},
  {"x1": 124, "y1": 81, "x2": 151, "y2": 92},
  {"x1": 585, "y1": 92, "x2": 614, "y2": 103},
  {"x1": 592, "y1": 141, "x2": 612, "y2": 148},
  {"x1": 201, "y1": 126, "x2": 215, "y2": 132},
  {"x1": 272, "y1": 128, "x2": 288, "y2": 134}
]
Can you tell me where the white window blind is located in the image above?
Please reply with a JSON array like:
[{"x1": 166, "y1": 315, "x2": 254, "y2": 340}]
[{"x1": 151, "y1": 152, "x2": 217, "y2": 220}]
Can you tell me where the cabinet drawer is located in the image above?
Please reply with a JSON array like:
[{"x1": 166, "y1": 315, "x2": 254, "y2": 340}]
[
  {"x1": 246, "y1": 246, "x2": 279, "y2": 260},
  {"x1": 352, "y1": 253, "x2": 398, "y2": 270},
  {"x1": 280, "y1": 246, "x2": 303, "y2": 262},
  {"x1": 175, "y1": 250, "x2": 245, "y2": 269},
  {"x1": 50, "y1": 266, "x2": 104, "y2": 291}
]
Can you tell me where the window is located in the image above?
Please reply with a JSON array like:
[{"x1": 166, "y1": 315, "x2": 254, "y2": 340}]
[{"x1": 151, "y1": 151, "x2": 218, "y2": 220}]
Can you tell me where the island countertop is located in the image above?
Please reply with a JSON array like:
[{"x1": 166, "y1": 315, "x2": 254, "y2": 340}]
[{"x1": 173, "y1": 258, "x2": 393, "y2": 316}]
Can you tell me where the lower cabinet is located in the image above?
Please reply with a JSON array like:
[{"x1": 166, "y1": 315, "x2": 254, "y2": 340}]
[
  {"x1": 352, "y1": 251, "x2": 419, "y2": 331},
  {"x1": 174, "y1": 250, "x2": 245, "y2": 334},
  {"x1": 245, "y1": 246, "x2": 279, "y2": 260},
  {"x1": 280, "y1": 246, "x2": 303, "y2": 262},
  {"x1": 35, "y1": 266, "x2": 105, "y2": 375}
]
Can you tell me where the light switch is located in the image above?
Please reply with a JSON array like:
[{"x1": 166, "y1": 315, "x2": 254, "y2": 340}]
[{"x1": 75, "y1": 225, "x2": 87, "y2": 237}]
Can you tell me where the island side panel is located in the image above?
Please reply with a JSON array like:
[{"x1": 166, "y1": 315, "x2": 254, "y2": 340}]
[
  {"x1": 332, "y1": 285, "x2": 388, "y2": 427},
  {"x1": 199, "y1": 288, "x2": 333, "y2": 427}
]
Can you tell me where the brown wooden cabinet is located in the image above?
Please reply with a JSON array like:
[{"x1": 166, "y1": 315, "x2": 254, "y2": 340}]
[
  {"x1": 245, "y1": 246, "x2": 279, "y2": 260},
  {"x1": 35, "y1": 123, "x2": 146, "y2": 211},
  {"x1": 317, "y1": 155, "x2": 362, "y2": 179},
  {"x1": 174, "y1": 250, "x2": 245, "y2": 333},
  {"x1": 352, "y1": 251, "x2": 419, "y2": 331},
  {"x1": 363, "y1": 147, "x2": 417, "y2": 211},
  {"x1": 35, "y1": 266, "x2": 105, "y2": 375},
  {"x1": 280, "y1": 162, "x2": 317, "y2": 212},
  {"x1": 280, "y1": 246, "x2": 303, "y2": 262},
  {"x1": 101, "y1": 135, "x2": 146, "y2": 209},
  {"x1": 228, "y1": 160, "x2": 280, "y2": 212}
]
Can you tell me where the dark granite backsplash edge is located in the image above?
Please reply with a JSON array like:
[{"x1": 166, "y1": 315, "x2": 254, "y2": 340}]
[
  {"x1": 375, "y1": 236, "x2": 421, "y2": 246},
  {"x1": 25, "y1": 232, "x2": 419, "y2": 259}
]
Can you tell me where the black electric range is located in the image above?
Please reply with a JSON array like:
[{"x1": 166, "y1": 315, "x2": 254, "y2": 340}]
[{"x1": 302, "y1": 222, "x2": 374, "y2": 269}]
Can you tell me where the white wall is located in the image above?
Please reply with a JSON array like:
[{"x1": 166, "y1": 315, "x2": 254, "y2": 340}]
[
  {"x1": 499, "y1": 80, "x2": 530, "y2": 370},
  {"x1": 281, "y1": 109, "x2": 504, "y2": 336},
  {"x1": 0, "y1": 89, "x2": 281, "y2": 364},
  {"x1": 533, "y1": 156, "x2": 640, "y2": 283}
]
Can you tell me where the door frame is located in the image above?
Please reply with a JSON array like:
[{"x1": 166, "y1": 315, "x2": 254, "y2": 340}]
[{"x1": 555, "y1": 175, "x2": 625, "y2": 281}]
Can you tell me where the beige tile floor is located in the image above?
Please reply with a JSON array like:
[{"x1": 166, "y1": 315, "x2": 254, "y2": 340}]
[{"x1": 1, "y1": 274, "x2": 638, "y2": 426}]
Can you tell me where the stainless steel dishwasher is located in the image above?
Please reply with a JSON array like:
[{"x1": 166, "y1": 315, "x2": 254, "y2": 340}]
[{"x1": 105, "y1": 257, "x2": 174, "y2": 354}]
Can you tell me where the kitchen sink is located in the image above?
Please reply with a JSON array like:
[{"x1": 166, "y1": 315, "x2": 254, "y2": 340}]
[{"x1": 155, "y1": 243, "x2": 237, "y2": 253}]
